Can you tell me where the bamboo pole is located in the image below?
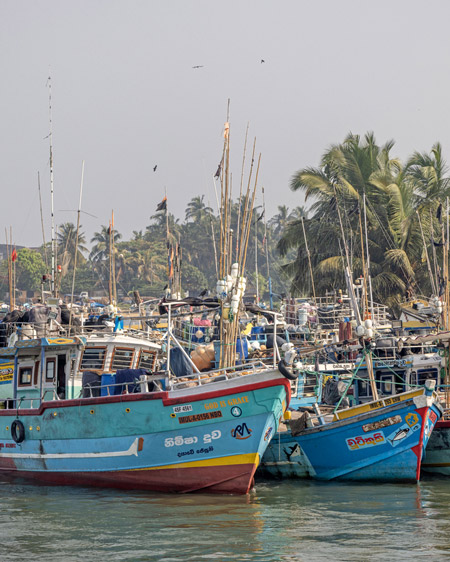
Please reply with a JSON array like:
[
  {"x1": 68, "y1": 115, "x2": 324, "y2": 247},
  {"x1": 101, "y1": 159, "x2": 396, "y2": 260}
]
[
  {"x1": 236, "y1": 123, "x2": 249, "y2": 261},
  {"x1": 112, "y1": 210, "x2": 117, "y2": 304},
  {"x1": 301, "y1": 216, "x2": 316, "y2": 305}
]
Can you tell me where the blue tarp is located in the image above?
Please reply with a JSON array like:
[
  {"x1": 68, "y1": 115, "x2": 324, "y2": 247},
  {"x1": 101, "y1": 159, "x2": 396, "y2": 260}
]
[{"x1": 113, "y1": 368, "x2": 148, "y2": 395}]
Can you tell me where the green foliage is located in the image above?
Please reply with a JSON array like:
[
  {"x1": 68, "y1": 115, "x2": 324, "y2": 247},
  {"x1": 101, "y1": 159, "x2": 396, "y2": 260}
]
[
  {"x1": 282, "y1": 132, "x2": 450, "y2": 308},
  {"x1": 15, "y1": 248, "x2": 46, "y2": 292}
]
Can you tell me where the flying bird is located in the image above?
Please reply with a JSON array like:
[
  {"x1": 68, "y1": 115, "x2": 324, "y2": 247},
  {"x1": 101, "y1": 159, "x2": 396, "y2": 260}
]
[
  {"x1": 153, "y1": 165, "x2": 157, "y2": 172},
  {"x1": 199, "y1": 289, "x2": 208, "y2": 297},
  {"x1": 261, "y1": 59, "x2": 265, "y2": 64},
  {"x1": 192, "y1": 65, "x2": 204, "y2": 69}
]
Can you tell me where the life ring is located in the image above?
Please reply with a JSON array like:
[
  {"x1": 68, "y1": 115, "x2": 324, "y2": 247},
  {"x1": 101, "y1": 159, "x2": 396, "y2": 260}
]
[
  {"x1": 11, "y1": 420, "x2": 25, "y2": 444},
  {"x1": 278, "y1": 359, "x2": 300, "y2": 381}
]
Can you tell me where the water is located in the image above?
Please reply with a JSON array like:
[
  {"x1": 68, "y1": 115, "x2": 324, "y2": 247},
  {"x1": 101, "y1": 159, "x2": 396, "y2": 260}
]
[{"x1": 1, "y1": 475, "x2": 450, "y2": 562}]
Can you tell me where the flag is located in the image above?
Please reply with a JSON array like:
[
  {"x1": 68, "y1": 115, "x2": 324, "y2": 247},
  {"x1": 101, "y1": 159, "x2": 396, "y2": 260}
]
[
  {"x1": 214, "y1": 160, "x2": 222, "y2": 179},
  {"x1": 11, "y1": 248, "x2": 17, "y2": 262},
  {"x1": 156, "y1": 196, "x2": 167, "y2": 212}
]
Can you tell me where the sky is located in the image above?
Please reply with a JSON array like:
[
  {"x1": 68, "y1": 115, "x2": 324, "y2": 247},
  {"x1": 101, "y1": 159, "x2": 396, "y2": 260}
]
[{"x1": 2, "y1": 0, "x2": 450, "y2": 248}]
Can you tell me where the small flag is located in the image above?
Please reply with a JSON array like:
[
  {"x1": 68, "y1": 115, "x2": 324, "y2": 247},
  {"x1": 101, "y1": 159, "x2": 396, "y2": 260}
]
[
  {"x1": 11, "y1": 248, "x2": 17, "y2": 262},
  {"x1": 214, "y1": 160, "x2": 222, "y2": 179},
  {"x1": 437, "y1": 203, "x2": 443, "y2": 224},
  {"x1": 156, "y1": 196, "x2": 167, "y2": 212}
]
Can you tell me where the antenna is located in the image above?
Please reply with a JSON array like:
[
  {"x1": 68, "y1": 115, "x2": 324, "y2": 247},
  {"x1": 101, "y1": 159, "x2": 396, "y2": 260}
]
[{"x1": 48, "y1": 74, "x2": 56, "y2": 296}]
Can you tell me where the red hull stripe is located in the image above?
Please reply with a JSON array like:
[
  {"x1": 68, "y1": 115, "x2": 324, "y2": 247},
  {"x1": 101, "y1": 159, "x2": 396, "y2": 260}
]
[
  {"x1": 0, "y1": 462, "x2": 258, "y2": 494},
  {"x1": 0, "y1": 378, "x2": 290, "y2": 417},
  {"x1": 435, "y1": 420, "x2": 450, "y2": 429}
]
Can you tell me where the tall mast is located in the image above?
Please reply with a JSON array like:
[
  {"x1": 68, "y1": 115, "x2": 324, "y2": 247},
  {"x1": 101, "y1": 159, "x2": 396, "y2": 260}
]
[
  {"x1": 48, "y1": 75, "x2": 56, "y2": 297},
  {"x1": 363, "y1": 194, "x2": 374, "y2": 321}
]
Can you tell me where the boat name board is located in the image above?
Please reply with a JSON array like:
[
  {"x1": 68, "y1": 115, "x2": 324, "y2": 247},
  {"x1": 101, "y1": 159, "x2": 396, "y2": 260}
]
[
  {"x1": 334, "y1": 389, "x2": 423, "y2": 421},
  {"x1": 164, "y1": 430, "x2": 221, "y2": 448},
  {"x1": 347, "y1": 431, "x2": 385, "y2": 451},
  {"x1": 204, "y1": 394, "x2": 249, "y2": 411}
]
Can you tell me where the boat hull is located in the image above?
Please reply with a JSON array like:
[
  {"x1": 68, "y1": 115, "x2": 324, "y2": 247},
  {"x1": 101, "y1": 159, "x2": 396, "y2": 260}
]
[
  {"x1": 260, "y1": 390, "x2": 441, "y2": 482},
  {"x1": 0, "y1": 372, "x2": 290, "y2": 494},
  {"x1": 421, "y1": 420, "x2": 450, "y2": 476}
]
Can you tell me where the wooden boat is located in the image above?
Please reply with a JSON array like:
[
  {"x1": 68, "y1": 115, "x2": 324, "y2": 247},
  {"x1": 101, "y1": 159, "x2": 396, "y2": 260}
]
[
  {"x1": 0, "y1": 336, "x2": 290, "y2": 494},
  {"x1": 260, "y1": 381, "x2": 442, "y2": 481}
]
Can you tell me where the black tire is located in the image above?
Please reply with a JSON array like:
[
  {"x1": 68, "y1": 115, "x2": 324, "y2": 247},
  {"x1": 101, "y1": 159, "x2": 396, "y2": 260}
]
[
  {"x1": 11, "y1": 420, "x2": 25, "y2": 444},
  {"x1": 278, "y1": 359, "x2": 300, "y2": 381}
]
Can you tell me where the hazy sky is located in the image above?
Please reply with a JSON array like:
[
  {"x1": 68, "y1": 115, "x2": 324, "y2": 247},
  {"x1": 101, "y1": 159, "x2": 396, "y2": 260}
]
[{"x1": 2, "y1": 0, "x2": 450, "y2": 247}]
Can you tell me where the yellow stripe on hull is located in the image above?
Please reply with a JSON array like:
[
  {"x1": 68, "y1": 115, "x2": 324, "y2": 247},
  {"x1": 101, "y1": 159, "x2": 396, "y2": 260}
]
[
  {"x1": 333, "y1": 389, "x2": 424, "y2": 421},
  {"x1": 132, "y1": 453, "x2": 260, "y2": 471}
]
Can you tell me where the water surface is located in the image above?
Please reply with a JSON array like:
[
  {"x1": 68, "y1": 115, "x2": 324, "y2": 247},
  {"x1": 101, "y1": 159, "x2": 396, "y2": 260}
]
[{"x1": 1, "y1": 475, "x2": 450, "y2": 561}]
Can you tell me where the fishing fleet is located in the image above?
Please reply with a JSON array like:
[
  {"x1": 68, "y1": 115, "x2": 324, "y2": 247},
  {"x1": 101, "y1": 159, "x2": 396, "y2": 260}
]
[{"x1": 3, "y1": 111, "x2": 450, "y2": 495}]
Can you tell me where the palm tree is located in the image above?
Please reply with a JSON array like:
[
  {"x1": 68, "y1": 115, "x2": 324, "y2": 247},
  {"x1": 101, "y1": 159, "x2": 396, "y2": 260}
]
[
  {"x1": 90, "y1": 226, "x2": 122, "y2": 263},
  {"x1": 185, "y1": 195, "x2": 213, "y2": 223},
  {"x1": 269, "y1": 205, "x2": 291, "y2": 238},
  {"x1": 57, "y1": 222, "x2": 87, "y2": 275},
  {"x1": 281, "y1": 132, "x2": 420, "y2": 307}
]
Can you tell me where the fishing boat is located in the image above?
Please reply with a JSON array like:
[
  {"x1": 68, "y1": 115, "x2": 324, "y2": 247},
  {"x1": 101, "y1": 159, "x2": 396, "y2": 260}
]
[
  {"x1": 260, "y1": 379, "x2": 441, "y2": 481},
  {"x1": 0, "y1": 335, "x2": 290, "y2": 494}
]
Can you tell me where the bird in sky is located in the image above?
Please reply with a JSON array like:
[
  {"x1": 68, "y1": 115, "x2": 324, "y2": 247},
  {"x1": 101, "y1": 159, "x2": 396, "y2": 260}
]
[
  {"x1": 192, "y1": 65, "x2": 204, "y2": 69},
  {"x1": 153, "y1": 165, "x2": 157, "y2": 172},
  {"x1": 261, "y1": 59, "x2": 265, "y2": 63}
]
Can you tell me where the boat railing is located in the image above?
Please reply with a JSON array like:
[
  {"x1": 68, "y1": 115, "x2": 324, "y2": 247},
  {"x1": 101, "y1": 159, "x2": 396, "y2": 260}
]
[
  {"x1": 167, "y1": 360, "x2": 270, "y2": 390},
  {"x1": 80, "y1": 373, "x2": 168, "y2": 399}
]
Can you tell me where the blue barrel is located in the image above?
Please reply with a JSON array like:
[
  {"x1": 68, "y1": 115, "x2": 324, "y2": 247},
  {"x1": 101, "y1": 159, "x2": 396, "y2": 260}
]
[
  {"x1": 236, "y1": 338, "x2": 248, "y2": 361},
  {"x1": 101, "y1": 374, "x2": 115, "y2": 396}
]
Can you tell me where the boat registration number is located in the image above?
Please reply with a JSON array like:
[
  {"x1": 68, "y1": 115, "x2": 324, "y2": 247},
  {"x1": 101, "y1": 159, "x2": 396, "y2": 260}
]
[{"x1": 173, "y1": 404, "x2": 193, "y2": 413}]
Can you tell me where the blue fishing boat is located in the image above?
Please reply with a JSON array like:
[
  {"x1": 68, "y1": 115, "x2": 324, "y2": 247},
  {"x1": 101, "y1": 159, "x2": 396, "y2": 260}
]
[
  {"x1": 0, "y1": 336, "x2": 290, "y2": 494},
  {"x1": 260, "y1": 381, "x2": 442, "y2": 481}
]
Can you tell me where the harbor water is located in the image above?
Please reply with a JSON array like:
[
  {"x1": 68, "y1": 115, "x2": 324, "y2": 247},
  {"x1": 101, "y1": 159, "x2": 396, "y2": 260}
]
[{"x1": 2, "y1": 475, "x2": 450, "y2": 561}]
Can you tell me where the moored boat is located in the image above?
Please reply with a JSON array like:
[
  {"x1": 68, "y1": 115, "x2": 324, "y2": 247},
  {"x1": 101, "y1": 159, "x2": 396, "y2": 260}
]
[
  {"x1": 260, "y1": 381, "x2": 442, "y2": 482},
  {"x1": 0, "y1": 336, "x2": 290, "y2": 494}
]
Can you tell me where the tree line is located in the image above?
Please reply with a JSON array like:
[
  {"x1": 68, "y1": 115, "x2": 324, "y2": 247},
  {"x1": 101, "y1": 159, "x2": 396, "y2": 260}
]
[
  {"x1": 2, "y1": 131, "x2": 448, "y2": 312},
  {"x1": 0, "y1": 196, "x2": 300, "y2": 303}
]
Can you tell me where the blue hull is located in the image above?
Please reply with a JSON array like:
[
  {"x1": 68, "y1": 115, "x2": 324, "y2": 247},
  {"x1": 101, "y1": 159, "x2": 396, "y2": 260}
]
[{"x1": 260, "y1": 389, "x2": 441, "y2": 482}]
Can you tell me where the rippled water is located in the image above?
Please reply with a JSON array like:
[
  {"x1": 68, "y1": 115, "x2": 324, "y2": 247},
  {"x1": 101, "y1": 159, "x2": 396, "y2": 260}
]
[{"x1": 1, "y1": 474, "x2": 450, "y2": 561}]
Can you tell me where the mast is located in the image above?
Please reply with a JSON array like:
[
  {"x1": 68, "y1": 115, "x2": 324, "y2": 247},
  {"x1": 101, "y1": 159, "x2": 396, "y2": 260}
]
[
  {"x1": 301, "y1": 215, "x2": 316, "y2": 305},
  {"x1": 363, "y1": 194, "x2": 374, "y2": 321},
  {"x1": 69, "y1": 161, "x2": 84, "y2": 331},
  {"x1": 112, "y1": 210, "x2": 117, "y2": 304},
  {"x1": 262, "y1": 187, "x2": 273, "y2": 309},
  {"x1": 254, "y1": 211, "x2": 259, "y2": 304},
  {"x1": 108, "y1": 217, "x2": 113, "y2": 304},
  {"x1": 48, "y1": 75, "x2": 56, "y2": 297}
]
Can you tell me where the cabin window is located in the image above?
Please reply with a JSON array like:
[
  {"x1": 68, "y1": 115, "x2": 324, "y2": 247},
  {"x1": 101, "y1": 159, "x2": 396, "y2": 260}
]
[
  {"x1": 80, "y1": 347, "x2": 106, "y2": 370},
  {"x1": 409, "y1": 371, "x2": 418, "y2": 387},
  {"x1": 357, "y1": 379, "x2": 371, "y2": 398},
  {"x1": 418, "y1": 369, "x2": 438, "y2": 386},
  {"x1": 137, "y1": 349, "x2": 157, "y2": 371},
  {"x1": 111, "y1": 348, "x2": 134, "y2": 370},
  {"x1": 380, "y1": 375, "x2": 394, "y2": 395},
  {"x1": 19, "y1": 367, "x2": 33, "y2": 386},
  {"x1": 46, "y1": 359, "x2": 56, "y2": 382}
]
